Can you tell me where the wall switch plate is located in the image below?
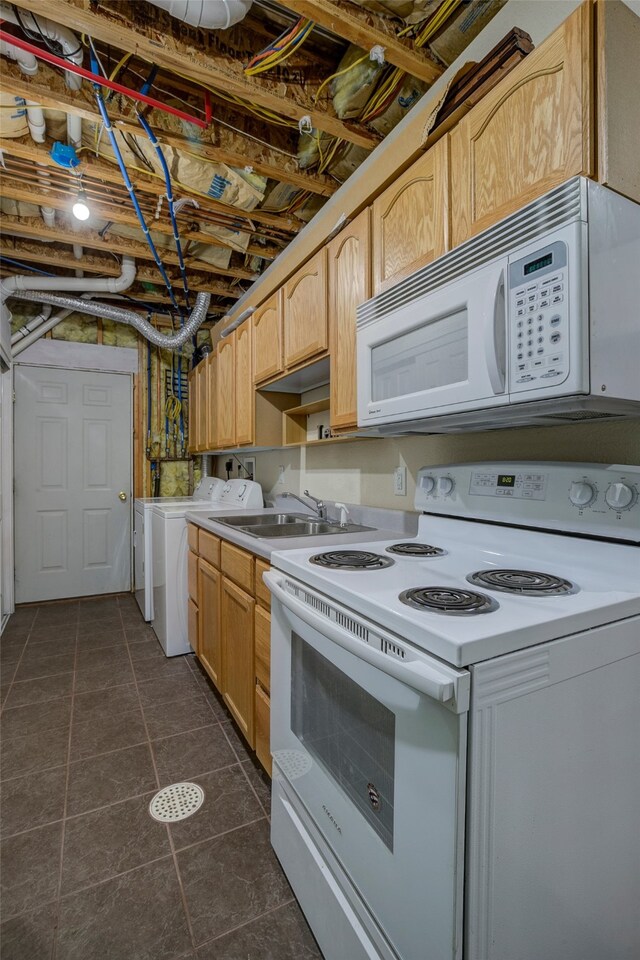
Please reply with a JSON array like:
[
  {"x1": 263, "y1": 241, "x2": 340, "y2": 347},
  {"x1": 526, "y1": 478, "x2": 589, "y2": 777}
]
[
  {"x1": 277, "y1": 465, "x2": 286, "y2": 485},
  {"x1": 244, "y1": 457, "x2": 256, "y2": 480},
  {"x1": 394, "y1": 466, "x2": 407, "y2": 496}
]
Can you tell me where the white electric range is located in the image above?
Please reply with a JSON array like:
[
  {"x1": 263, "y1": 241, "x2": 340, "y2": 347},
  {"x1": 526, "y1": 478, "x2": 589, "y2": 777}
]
[{"x1": 266, "y1": 462, "x2": 640, "y2": 960}]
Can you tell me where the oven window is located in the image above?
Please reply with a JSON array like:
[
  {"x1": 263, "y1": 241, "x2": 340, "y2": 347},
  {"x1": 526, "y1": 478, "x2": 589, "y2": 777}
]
[
  {"x1": 291, "y1": 633, "x2": 395, "y2": 851},
  {"x1": 371, "y1": 308, "x2": 468, "y2": 402}
]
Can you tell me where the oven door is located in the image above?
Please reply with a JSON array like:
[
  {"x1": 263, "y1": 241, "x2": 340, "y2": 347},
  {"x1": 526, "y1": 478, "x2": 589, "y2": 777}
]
[
  {"x1": 266, "y1": 572, "x2": 470, "y2": 960},
  {"x1": 357, "y1": 259, "x2": 508, "y2": 428}
]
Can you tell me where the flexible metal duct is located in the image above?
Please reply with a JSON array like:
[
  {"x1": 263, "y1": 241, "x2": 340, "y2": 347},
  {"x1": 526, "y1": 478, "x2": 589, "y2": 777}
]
[
  {"x1": 7, "y1": 290, "x2": 212, "y2": 350},
  {"x1": 146, "y1": 0, "x2": 252, "y2": 29}
]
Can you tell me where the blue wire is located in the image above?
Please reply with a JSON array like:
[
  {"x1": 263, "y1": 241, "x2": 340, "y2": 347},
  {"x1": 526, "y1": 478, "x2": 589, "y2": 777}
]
[
  {"x1": 136, "y1": 109, "x2": 191, "y2": 313},
  {"x1": 88, "y1": 44, "x2": 184, "y2": 319},
  {"x1": 0, "y1": 257, "x2": 56, "y2": 276}
]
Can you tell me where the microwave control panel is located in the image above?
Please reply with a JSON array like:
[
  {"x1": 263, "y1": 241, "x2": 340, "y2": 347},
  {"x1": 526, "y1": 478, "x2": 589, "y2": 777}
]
[{"x1": 508, "y1": 240, "x2": 569, "y2": 392}]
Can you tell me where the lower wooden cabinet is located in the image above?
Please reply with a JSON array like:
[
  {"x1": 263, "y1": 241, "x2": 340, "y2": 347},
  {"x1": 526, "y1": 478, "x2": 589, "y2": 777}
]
[
  {"x1": 198, "y1": 558, "x2": 222, "y2": 689},
  {"x1": 221, "y1": 576, "x2": 255, "y2": 748},
  {"x1": 188, "y1": 522, "x2": 272, "y2": 774}
]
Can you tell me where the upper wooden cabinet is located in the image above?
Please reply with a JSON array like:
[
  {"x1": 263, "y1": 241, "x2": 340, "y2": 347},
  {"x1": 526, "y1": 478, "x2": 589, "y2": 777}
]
[
  {"x1": 283, "y1": 248, "x2": 328, "y2": 369},
  {"x1": 216, "y1": 335, "x2": 235, "y2": 450},
  {"x1": 328, "y1": 209, "x2": 371, "y2": 433},
  {"x1": 205, "y1": 352, "x2": 217, "y2": 452},
  {"x1": 194, "y1": 359, "x2": 208, "y2": 453},
  {"x1": 449, "y1": 4, "x2": 593, "y2": 248},
  {"x1": 371, "y1": 137, "x2": 449, "y2": 295},
  {"x1": 235, "y1": 321, "x2": 254, "y2": 446},
  {"x1": 252, "y1": 291, "x2": 283, "y2": 385}
]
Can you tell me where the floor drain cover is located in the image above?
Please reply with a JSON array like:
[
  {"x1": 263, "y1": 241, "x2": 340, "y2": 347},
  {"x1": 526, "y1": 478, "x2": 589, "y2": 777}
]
[{"x1": 149, "y1": 782, "x2": 204, "y2": 823}]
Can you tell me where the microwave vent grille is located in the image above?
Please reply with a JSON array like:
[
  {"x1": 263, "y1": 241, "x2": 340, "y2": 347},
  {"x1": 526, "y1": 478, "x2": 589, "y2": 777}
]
[{"x1": 358, "y1": 177, "x2": 585, "y2": 327}]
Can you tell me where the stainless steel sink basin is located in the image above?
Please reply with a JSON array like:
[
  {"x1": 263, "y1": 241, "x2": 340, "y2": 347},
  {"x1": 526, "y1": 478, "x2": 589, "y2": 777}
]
[
  {"x1": 210, "y1": 513, "x2": 308, "y2": 527},
  {"x1": 211, "y1": 513, "x2": 374, "y2": 539}
]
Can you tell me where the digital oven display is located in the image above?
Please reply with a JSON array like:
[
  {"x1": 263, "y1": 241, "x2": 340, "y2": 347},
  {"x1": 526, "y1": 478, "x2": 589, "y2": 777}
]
[
  {"x1": 497, "y1": 475, "x2": 515, "y2": 487},
  {"x1": 524, "y1": 252, "x2": 553, "y2": 276}
]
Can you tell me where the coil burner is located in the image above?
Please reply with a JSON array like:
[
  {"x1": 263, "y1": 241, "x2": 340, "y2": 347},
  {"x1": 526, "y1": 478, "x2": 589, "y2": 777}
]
[
  {"x1": 309, "y1": 550, "x2": 394, "y2": 571},
  {"x1": 386, "y1": 542, "x2": 445, "y2": 558},
  {"x1": 467, "y1": 569, "x2": 576, "y2": 596},
  {"x1": 399, "y1": 586, "x2": 498, "y2": 615}
]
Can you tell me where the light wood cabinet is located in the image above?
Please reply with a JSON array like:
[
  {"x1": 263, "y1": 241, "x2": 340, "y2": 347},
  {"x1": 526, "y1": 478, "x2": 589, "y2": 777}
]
[
  {"x1": 220, "y1": 541, "x2": 254, "y2": 594},
  {"x1": 187, "y1": 368, "x2": 196, "y2": 453},
  {"x1": 252, "y1": 291, "x2": 283, "y2": 384},
  {"x1": 216, "y1": 336, "x2": 235, "y2": 449},
  {"x1": 187, "y1": 598, "x2": 198, "y2": 657},
  {"x1": 221, "y1": 576, "x2": 255, "y2": 747},
  {"x1": 283, "y1": 248, "x2": 328, "y2": 369},
  {"x1": 205, "y1": 352, "x2": 217, "y2": 451},
  {"x1": 255, "y1": 682, "x2": 271, "y2": 777},
  {"x1": 235, "y1": 321, "x2": 254, "y2": 446},
  {"x1": 449, "y1": 4, "x2": 592, "y2": 248},
  {"x1": 198, "y1": 558, "x2": 222, "y2": 689},
  {"x1": 371, "y1": 138, "x2": 448, "y2": 295},
  {"x1": 328, "y1": 209, "x2": 371, "y2": 433}
]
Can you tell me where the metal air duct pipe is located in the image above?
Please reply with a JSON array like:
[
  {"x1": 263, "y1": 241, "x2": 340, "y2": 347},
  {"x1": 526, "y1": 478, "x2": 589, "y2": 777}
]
[{"x1": 8, "y1": 290, "x2": 212, "y2": 351}]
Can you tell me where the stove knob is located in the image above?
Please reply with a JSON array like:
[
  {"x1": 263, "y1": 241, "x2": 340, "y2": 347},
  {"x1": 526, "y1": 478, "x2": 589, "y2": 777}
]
[
  {"x1": 420, "y1": 475, "x2": 436, "y2": 494},
  {"x1": 436, "y1": 476, "x2": 454, "y2": 497},
  {"x1": 605, "y1": 482, "x2": 637, "y2": 511},
  {"x1": 569, "y1": 481, "x2": 596, "y2": 507}
]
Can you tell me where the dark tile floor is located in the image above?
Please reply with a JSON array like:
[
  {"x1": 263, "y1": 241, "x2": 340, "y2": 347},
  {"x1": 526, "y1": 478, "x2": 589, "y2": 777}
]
[{"x1": 0, "y1": 594, "x2": 323, "y2": 960}]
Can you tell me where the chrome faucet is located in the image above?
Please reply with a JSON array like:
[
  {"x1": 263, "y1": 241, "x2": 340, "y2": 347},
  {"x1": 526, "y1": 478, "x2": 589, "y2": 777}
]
[{"x1": 282, "y1": 490, "x2": 326, "y2": 519}]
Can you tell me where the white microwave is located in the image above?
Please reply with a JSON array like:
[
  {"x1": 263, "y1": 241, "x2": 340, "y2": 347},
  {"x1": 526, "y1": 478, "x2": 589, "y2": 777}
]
[{"x1": 357, "y1": 178, "x2": 640, "y2": 434}]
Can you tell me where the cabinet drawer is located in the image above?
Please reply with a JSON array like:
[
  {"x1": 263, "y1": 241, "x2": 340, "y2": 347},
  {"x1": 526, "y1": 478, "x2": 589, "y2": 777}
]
[
  {"x1": 221, "y1": 541, "x2": 254, "y2": 593},
  {"x1": 254, "y1": 605, "x2": 271, "y2": 694},
  {"x1": 254, "y1": 559, "x2": 271, "y2": 609},
  {"x1": 187, "y1": 522, "x2": 199, "y2": 553},
  {"x1": 187, "y1": 549, "x2": 198, "y2": 601},
  {"x1": 199, "y1": 529, "x2": 220, "y2": 568},
  {"x1": 255, "y1": 682, "x2": 272, "y2": 777},
  {"x1": 187, "y1": 597, "x2": 198, "y2": 656}
]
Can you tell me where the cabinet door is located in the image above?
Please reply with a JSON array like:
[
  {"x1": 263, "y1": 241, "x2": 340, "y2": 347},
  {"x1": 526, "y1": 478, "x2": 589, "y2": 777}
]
[
  {"x1": 255, "y1": 682, "x2": 271, "y2": 777},
  {"x1": 221, "y1": 576, "x2": 255, "y2": 747},
  {"x1": 235, "y1": 321, "x2": 254, "y2": 446},
  {"x1": 283, "y1": 248, "x2": 328, "y2": 369},
  {"x1": 328, "y1": 209, "x2": 370, "y2": 432},
  {"x1": 216, "y1": 336, "x2": 235, "y2": 450},
  {"x1": 188, "y1": 598, "x2": 198, "y2": 657},
  {"x1": 198, "y1": 558, "x2": 222, "y2": 690},
  {"x1": 371, "y1": 138, "x2": 448, "y2": 295},
  {"x1": 187, "y1": 548, "x2": 198, "y2": 602},
  {"x1": 449, "y1": 3, "x2": 592, "y2": 248},
  {"x1": 196, "y1": 360, "x2": 207, "y2": 452},
  {"x1": 252, "y1": 291, "x2": 283, "y2": 384},
  {"x1": 205, "y1": 353, "x2": 217, "y2": 451},
  {"x1": 254, "y1": 603, "x2": 270, "y2": 694}
]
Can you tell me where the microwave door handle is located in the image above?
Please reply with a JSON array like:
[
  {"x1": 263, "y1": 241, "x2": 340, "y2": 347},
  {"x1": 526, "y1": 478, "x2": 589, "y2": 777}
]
[
  {"x1": 264, "y1": 572, "x2": 459, "y2": 705},
  {"x1": 484, "y1": 269, "x2": 506, "y2": 394}
]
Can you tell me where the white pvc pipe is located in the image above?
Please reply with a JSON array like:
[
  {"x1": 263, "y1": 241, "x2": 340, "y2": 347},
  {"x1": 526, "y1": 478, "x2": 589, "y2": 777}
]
[
  {"x1": 146, "y1": 0, "x2": 252, "y2": 30},
  {"x1": 12, "y1": 305, "x2": 75, "y2": 356},
  {"x1": 1, "y1": 256, "x2": 136, "y2": 297},
  {"x1": 0, "y1": 37, "x2": 37, "y2": 75},
  {"x1": 67, "y1": 114, "x2": 82, "y2": 150},
  {"x1": 0, "y1": 3, "x2": 82, "y2": 90},
  {"x1": 11, "y1": 304, "x2": 52, "y2": 343}
]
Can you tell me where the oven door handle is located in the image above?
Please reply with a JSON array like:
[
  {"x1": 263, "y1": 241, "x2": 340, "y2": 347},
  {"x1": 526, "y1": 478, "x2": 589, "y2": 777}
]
[{"x1": 265, "y1": 572, "x2": 463, "y2": 706}]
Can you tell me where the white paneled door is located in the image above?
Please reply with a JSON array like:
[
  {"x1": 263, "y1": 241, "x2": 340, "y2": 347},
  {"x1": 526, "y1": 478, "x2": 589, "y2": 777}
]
[{"x1": 14, "y1": 365, "x2": 132, "y2": 602}]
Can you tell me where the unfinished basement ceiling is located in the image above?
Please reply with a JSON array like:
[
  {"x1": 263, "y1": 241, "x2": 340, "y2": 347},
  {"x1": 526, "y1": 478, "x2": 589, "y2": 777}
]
[{"x1": 0, "y1": 0, "x2": 505, "y2": 330}]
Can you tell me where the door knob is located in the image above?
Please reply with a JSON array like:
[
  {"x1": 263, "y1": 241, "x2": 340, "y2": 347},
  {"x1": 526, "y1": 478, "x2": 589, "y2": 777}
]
[{"x1": 118, "y1": 491, "x2": 127, "y2": 501}]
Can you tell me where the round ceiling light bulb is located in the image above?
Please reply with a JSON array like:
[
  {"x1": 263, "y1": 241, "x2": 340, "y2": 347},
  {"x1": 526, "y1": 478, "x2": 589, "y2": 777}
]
[{"x1": 72, "y1": 192, "x2": 90, "y2": 221}]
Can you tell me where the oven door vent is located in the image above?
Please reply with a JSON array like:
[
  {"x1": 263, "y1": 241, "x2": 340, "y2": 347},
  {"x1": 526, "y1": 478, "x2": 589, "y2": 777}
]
[
  {"x1": 334, "y1": 610, "x2": 369, "y2": 642},
  {"x1": 381, "y1": 639, "x2": 406, "y2": 660}
]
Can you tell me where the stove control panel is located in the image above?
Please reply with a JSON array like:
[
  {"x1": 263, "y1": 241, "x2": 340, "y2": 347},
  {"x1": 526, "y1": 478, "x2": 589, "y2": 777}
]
[{"x1": 415, "y1": 463, "x2": 640, "y2": 543}]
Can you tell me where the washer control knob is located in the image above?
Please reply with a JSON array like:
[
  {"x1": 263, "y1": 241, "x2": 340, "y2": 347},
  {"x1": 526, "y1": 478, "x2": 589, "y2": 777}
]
[
  {"x1": 436, "y1": 476, "x2": 454, "y2": 497},
  {"x1": 569, "y1": 481, "x2": 596, "y2": 507},
  {"x1": 605, "y1": 482, "x2": 636, "y2": 511},
  {"x1": 420, "y1": 475, "x2": 436, "y2": 494}
]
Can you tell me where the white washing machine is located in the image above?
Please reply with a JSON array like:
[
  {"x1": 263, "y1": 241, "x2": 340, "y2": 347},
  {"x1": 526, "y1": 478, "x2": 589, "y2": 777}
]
[
  {"x1": 134, "y1": 477, "x2": 226, "y2": 622},
  {"x1": 151, "y1": 479, "x2": 263, "y2": 657}
]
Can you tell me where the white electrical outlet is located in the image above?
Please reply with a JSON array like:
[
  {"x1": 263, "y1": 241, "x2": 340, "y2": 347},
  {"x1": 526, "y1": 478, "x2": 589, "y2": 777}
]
[
  {"x1": 277, "y1": 465, "x2": 286, "y2": 485},
  {"x1": 394, "y1": 466, "x2": 407, "y2": 496},
  {"x1": 244, "y1": 457, "x2": 256, "y2": 480}
]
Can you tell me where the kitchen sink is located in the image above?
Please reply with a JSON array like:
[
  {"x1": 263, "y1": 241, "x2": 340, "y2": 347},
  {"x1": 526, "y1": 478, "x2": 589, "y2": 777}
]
[{"x1": 211, "y1": 513, "x2": 374, "y2": 539}]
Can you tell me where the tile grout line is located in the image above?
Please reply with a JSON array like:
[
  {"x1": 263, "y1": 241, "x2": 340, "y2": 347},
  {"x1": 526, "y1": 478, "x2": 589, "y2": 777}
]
[
  {"x1": 196, "y1": 895, "x2": 298, "y2": 949},
  {"x1": 51, "y1": 615, "x2": 79, "y2": 960},
  {"x1": 122, "y1": 612, "x2": 200, "y2": 954}
]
